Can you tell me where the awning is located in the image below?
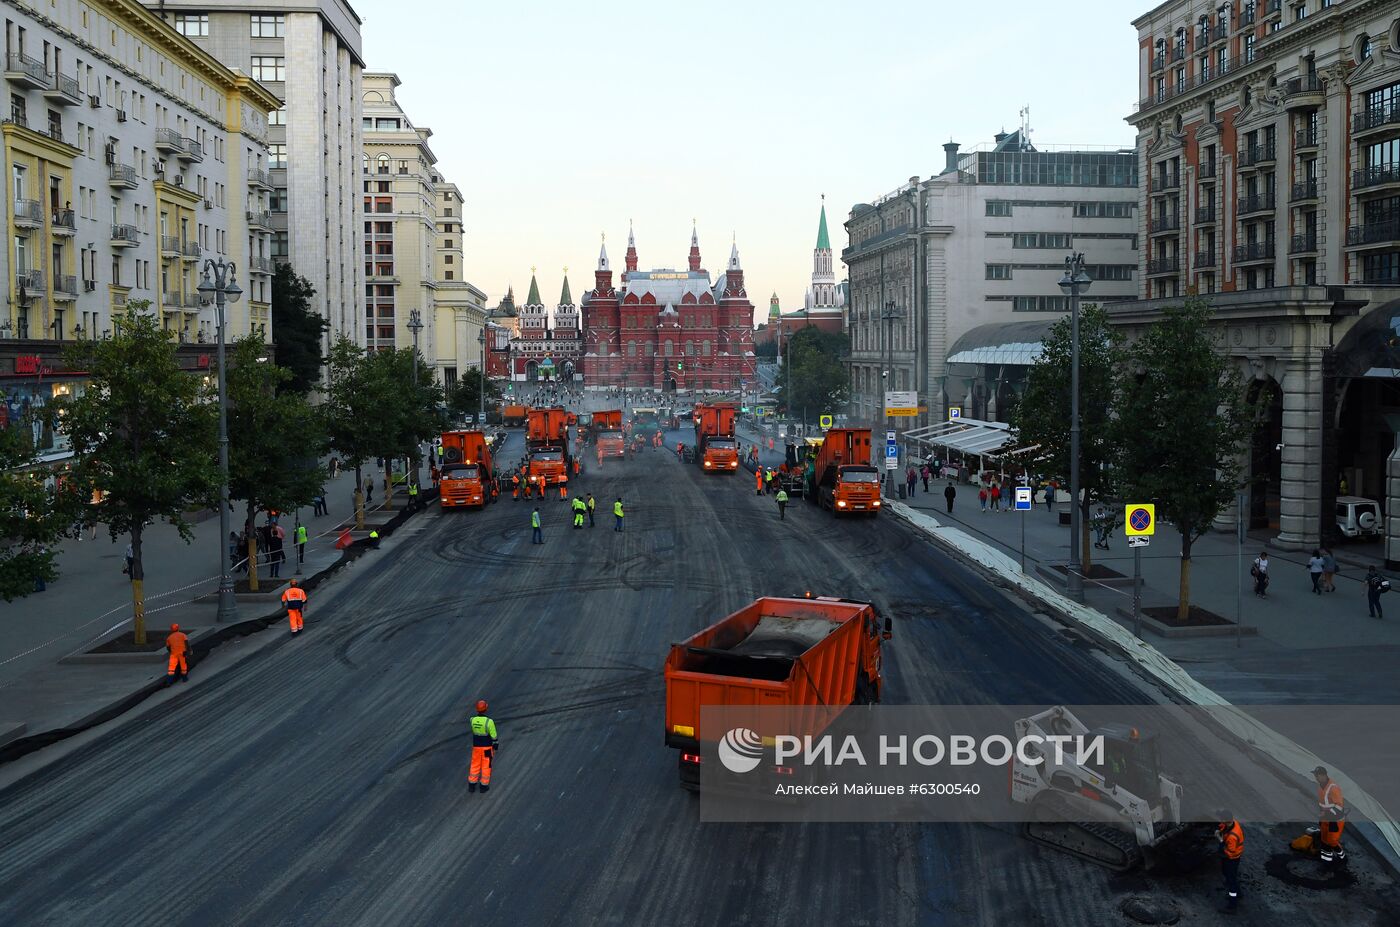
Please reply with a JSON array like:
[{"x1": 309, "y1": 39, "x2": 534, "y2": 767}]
[{"x1": 902, "y1": 417, "x2": 1016, "y2": 456}]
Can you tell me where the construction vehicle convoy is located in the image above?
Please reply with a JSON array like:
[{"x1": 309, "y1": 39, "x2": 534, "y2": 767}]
[
  {"x1": 807, "y1": 428, "x2": 881, "y2": 514},
  {"x1": 502, "y1": 404, "x2": 529, "y2": 427},
  {"x1": 526, "y1": 407, "x2": 573, "y2": 491},
  {"x1": 1010, "y1": 706, "x2": 1208, "y2": 871},
  {"x1": 664, "y1": 596, "x2": 891, "y2": 790},
  {"x1": 593, "y1": 410, "x2": 625, "y2": 458},
  {"x1": 693, "y1": 402, "x2": 740, "y2": 472},
  {"x1": 438, "y1": 430, "x2": 498, "y2": 508}
]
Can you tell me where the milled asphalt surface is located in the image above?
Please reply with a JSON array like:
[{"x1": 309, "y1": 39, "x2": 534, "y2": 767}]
[{"x1": 0, "y1": 421, "x2": 1397, "y2": 926}]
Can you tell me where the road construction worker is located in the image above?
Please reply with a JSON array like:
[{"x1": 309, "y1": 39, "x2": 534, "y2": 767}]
[
  {"x1": 295, "y1": 523, "x2": 308, "y2": 564},
  {"x1": 764, "y1": 468, "x2": 774, "y2": 494},
  {"x1": 164, "y1": 623, "x2": 189, "y2": 685},
  {"x1": 468, "y1": 699, "x2": 499, "y2": 793},
  {"x1": 586, "y1": 493, "x2": 596, "y2": 527},
  {"x1": 558, "y1": 472, "x2": 569, "y2": 500},
  {"x1": 1216, "y1": 811, "x2": 1244, "y2": 913},
  {"x1": 511, "y1": 472, "x2": 521, "y2": 500},
  {"x1": 755, "y1": 467, "x2": 764, "y2": 495},
  {"x1": 572, "y1": 456, "x2": 581, "y2": 477},
  {"x1": 281, "y1": 577, "x2": 308, "y2": 634},
  {"x1": 676, "y1": 441, "x2": 684, "y2": 460},
  {"x1": 1313, "y1": 765, "x2": 1347, "y2": 864},
  {"x1": 531, "y1": 507, "x2": 543, "y2": 544},
  {"x1": 368, "y1": 529, "x2": 380, "y2": 548},
  {"x1": 776, "y1": 488, "x2": 789, "y2": 520},
  {"x1": 572, "y1": 495, "x2": 587, "y2": 529},
  {"x1": 407, "y1": 481, "x2": 420, "y2": 511},
  {"x1": 613, "y1": 497, "x2": 625, "y2": 532}
]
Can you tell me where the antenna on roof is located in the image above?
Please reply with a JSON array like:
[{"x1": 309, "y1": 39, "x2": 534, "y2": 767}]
[{"x1": 1019, "y1": 105, "x2": 1033, "y2": 150}]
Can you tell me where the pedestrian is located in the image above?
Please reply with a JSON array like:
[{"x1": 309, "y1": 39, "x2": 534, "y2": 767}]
[
  {"x1": 1366, "y1": 565, "x2": 1387, "y2": 618},
  {"x1": 764, "y1": 468, "x2": 774, "y2": 494},
  {"x1": 586, "y1": 493, "x2": 596, "y2": 528},
  {"x1": 978, "y1": 486, "x2": 988, "y2": 512},
  {"x1": 1044, "y1": 480, "x2": 1056, "y2": 513},
  {"x1": 368, "y1": 529, "x2": 380, "y2": 549},
  {"x1": 755, "y1": 467, "x2": 764, "y2": 496},
  {"x1": 329, "y1": 457, "x2": 340, "y2": 478},
  {"x1": 123, "y1": 542, "x2": 134, "y2": 579},
  {"x1": 407, "y1": 480, "x2": 420, "y2": 512},
  {"x1": 295, "y1": 522, "x2": 308, "y2": 565},
  {"x1": 1321, "y1": 547, "x2": 1337, "y2": 593},
  {"x1": 364, "y1": 480, "x2": 374, "y2": 504},
  {"x1": 1251, "y1": 551, "x2": 1269, "y2": 598},
  {"x1": 776, "y1": 488, "x2": 789, "y2": 520},
  {"x1": 281, "y1": 577, "x2": 308, "y2": 634},
  {"x1": 1216, "y1": 810, "x2": 1244, "y2": 914},
  {"x1": 614, "y1": 497, "x2": 625, "y2": 532},
  {"x1": 906, "y1": 466, "x2": 917, "y2": 497},
  {"x1": 1307, "y1": 549, "x2": 1325, "y2": 595},
  {"x1": 921, "y1": 464, "x2": 931, "y2": 492},
  {"x1": 990, "y1": 482, "x2": 1002, "y2": 512},
  {"x1": 531, "y1": 507, "x2": 543, "y2": 544},
  {"x1": 943, "y1": 482, "x2": 955, "y2": 514},
  {"x1": 468, "y1": 699, "x2": 499, "y2": 794},
  {"x1": 164, "y1": 623, "x2": 189, "y2": 685},
  {"x1": 270, "y1": 523, "x2": 285, "y2": 578},
  {"x1": 1312, "y1": 765, "x2": 1347, "y2": 865},
  {"x1": 571, "y1": 496, "x2": 586, "y2": 529}
]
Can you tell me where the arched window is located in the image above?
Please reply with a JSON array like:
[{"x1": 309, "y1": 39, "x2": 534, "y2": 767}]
[
  {"x1": 627, "y1": 341, "x2": 635, "y2": 357},
  {"x1": 703, "y1": 340, "x2": 711, "y2": 356},
  {"x1": 376, "y1": 153, "x2": 390, "y2": 174},
  {"x1": 362, "y1": 153, "x2": 369, "y2": 173},
  {"x1": 685, "y1": 340, "x2": 695, "y2": 356},
  {"x1": 664, "y1": 341, "x2": 673, "y2": 357}
]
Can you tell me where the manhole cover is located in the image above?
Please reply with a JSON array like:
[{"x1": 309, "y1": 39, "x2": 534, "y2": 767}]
[
  {"x1": 1263, "y1": 853, "x2": 1357, "y2": 891},
  {"x1": 1120, "y1": 897, "x2": 1180, "y2": 925}
]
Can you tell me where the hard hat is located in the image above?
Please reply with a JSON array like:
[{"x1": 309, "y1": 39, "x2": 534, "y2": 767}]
[
  {"x1": 476, "y1": 699, "x2": 489, "y2": 713},
  {"x1": 289, "y1": 578, "x2": 299, "y2": 587},
  {"x1": 170, "y1": 623, "x2": 180, "y2": 631}
]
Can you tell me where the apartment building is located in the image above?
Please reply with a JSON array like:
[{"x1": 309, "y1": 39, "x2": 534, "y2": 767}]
[
  {"x1": 151, "y1": 0, "x2": 365, "y2": 351},
  {"x1": 0, "y1": 0, "x2": 277, "y2": 462},
  {"x1": 431, "y1": 179, "x2": 488, "y2": 387},
  {"x1": 1123, "y1": 0, "x2": 1400, "y2": 557}
]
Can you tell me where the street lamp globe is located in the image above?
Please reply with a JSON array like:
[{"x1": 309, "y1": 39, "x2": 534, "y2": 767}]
[{"x1": 224, "y1": 277, "x2": 242, "y2": 303}]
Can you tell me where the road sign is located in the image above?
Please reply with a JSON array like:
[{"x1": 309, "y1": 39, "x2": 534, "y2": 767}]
[
  {"x1": 949, "y1": 406, "x2": 962, "y2": 421},
  {"x1": 1125, "y1": 503, "x2": 1156, "y2": 537},
  {"x1": 884, "y1": 390, "x2": 918, "y2": 417},
  {"x1": 1128, "y1": 536, "x2": 1150, "y2": 548},
  {"x1": 885, "y1": 444, "x2": 899, "y2": 459},
  {"x1": 1014, "y1": 487, "x2": 1032, "y2": 511},
  {"x1": 819, "y1": 414, "x2": 833, "y2": 430},
  {"x1": 886, "y1": 431, "x2": 896, "y2": 441}
]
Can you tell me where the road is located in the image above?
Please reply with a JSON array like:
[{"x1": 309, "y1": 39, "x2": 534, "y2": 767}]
[{"x1": 0, "y1": 420, "x2": 1396, "y2": 926}]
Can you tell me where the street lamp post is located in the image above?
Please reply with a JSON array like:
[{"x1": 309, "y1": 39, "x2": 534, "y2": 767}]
[
  {"x1": 407, "y1": 309, "x2": 424, "y2": 489},
  {"x1": 477, "y1": 326, "x2": 487, "y2": 426},
  {"x1": 196, "y1": 260, "x2": 242, "y2": 623},
  {"x1": 880, "y1": 299, "x2": 903, "y2": 497},
  {"x1": 1058, "y1": 253, "x2": 1092, "y2": 600}
]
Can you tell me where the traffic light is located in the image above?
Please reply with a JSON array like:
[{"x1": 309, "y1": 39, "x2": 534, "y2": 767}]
[{"x1": 676, "y1": 361, "x2": 683, "y2": 372}]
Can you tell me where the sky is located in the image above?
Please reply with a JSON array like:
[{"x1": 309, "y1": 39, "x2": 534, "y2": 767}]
[{"x1": 354, "y1": 0, "x2": 1141, "y2": 326}]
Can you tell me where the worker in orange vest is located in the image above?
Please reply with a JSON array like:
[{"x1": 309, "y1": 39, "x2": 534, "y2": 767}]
[
  {"x1": 468, "y1": 699, "x2": 499, "y2": 793},
  {"x1": 1313, "y1": 765, "x2": 1347, "y2": 865},
  {"x1": 164, "y1": 623, "x2": 189, "y2": 685},
  {"x1": 572, "y1": 456, "x2": 581, "y2": 477},
  {"x1": 596, "y1": 444, "x2": 603, "y2": 467},
  {"x1": 1216, "y1": 811, "x2": 1244, "y2": 913},
  {"x1": 511, "y1": 471, "x2": 521, "y2": 499},
  {"x1": 558, "y1": 472, "x2": 569, "y2": 500},
  {"x1": 281, "y1": 577, "x2": 308, "y2": 634},
  {"x1": 755, "y1": 466, "x2": 764, "y2": 495}
]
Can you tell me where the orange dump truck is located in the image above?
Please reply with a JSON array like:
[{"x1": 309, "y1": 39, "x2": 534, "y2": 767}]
[
  {"x1": 502, "y1": 404, "x2": 529, "y2": 427},
  {"x1": 439, "y1": 430, "x2": 496, "y2": 508},
  {"x1": 526, "y1": 406, "x2": 572, "y2": 490},
  {"x1": 664, "y1": 596, "x2": 892, "y2": 789},
  {"x1": 694, "y1": 402, "x2": 739, "y2": 472},
  {"x1": 594, "y1": 409, "x2": 625, "y2": 458},
  {"x1": 807, "y1": 428, "x2": 881, "y2": 515}
]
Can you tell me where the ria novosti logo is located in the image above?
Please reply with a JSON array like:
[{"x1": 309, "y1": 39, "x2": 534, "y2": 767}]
[{"x1": 717, "y1": 728, "x2": 765, "y2": 773}]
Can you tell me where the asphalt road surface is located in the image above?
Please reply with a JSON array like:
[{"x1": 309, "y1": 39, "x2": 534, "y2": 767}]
[{"x1": 1, "y1": 425, "x2": 1397, "y2": 926}]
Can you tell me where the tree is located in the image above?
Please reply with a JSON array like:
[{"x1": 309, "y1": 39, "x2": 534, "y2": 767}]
[
  {"x1": 446, "y1": 368, "x2": 501, "y2": 422},
  {"x1": 361, "y1": 346, "x2": 442, "y2": 504},
  {"x1": 0, "y1": 426, "x2": 77, "y2": 601},
  {"x1": 1114, "y1": 299, "x2": 1255, "y2": 622},
  {"x1": 226, "y1": 336, "x2": 328, "y2": 589},
  {"x1": 778, "y1": 326, "x2": 849, "y2": 425},
  {"x1": 1011, "y1": 303, "x2": 1124, "y2": 573},
  {"x1": 754, "y1": 339, "x2": 778, "y2": 359},
  {"x1": 60, "y1": 304, "x2": 219, "y2": 643},
  {"x1": 271, "y1": 264, "x2": 329, "y2": 396}
]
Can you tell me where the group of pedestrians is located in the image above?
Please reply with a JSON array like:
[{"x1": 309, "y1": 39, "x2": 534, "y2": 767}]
[
  {"x1": 531, "y1": 495, "x2": 624, "y2": 543},
  {"x1": 1252, "y1": 548, "x2": 1390, "y2": 618}
]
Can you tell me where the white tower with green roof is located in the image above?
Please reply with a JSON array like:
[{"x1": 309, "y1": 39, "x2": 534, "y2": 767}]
[{"x1": 804, "y1": 196, "x2": 842, "y2": 311}]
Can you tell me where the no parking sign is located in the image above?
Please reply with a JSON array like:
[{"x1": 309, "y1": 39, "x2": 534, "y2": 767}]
[{"x1": 1124, "y1": 503, "x2": 1155, "y2": 537}]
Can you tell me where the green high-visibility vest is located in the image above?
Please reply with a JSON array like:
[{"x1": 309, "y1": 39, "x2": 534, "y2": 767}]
[
  {"x1": 531, "y1": 511, "x2": 541, "y2": 528},
  {"x1": 777, "y1": 490, "x2": 789, "y2": 503},
  {"x1": 613, "y1": 502, "x2": 624, "y2": 517},
  {"x1": 295, "y1": 525, "x2": 307, "y2": 544},
  {"x1": 369, "y1": 530, "x2": 379, "y2": 539},
  {"x1": 470, "y1": 715, "x2": 497, "y2": 738},
  {"x1": 409, "y1": 484, "x2": 419, "y2": 497}
]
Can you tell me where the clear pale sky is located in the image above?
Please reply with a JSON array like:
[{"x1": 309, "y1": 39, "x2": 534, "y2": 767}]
[{"x1": 355, "y1": 0, "x2": 1140, "y2": 325}]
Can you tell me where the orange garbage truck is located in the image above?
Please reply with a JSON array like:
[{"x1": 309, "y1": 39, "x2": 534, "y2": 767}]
[
  {"x1": 663, "y1": 596, "x2": 892, "y2": 790},
  {"x1": 502, "y1": 404, "x2": 529, "y2": 427},
  {"x1": 526, "y1": 406, "x2": 572, "y2": 491},
  {"x1": 694, "y1": 402, "x2": 739, "y2": 473},
  {"x1": 594, "y1": 409, "x2": 625, "y2": 458},
  {"x1": 807, "y1": 428, "x2": 881, "y2": 515},
  {"x1": 439, "y1": 430, "x2": 496, "y2": 508}
]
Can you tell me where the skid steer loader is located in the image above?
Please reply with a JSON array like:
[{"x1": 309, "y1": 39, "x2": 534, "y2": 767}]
[{"x1": 1010, "y1": 706, "x2": 1211, "y2": 872}]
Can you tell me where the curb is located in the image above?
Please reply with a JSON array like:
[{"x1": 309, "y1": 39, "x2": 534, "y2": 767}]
[{"x1": 0, "y1": 492, "x2": 433, "y2": 768}]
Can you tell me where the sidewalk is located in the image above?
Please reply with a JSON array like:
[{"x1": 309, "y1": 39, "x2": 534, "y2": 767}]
[
  {"x1": 898, "y1": 482, "x2": 1400, "y2": 704},
  {"x1": 0, "y1": 464, "x2": 398, "y2": 690}
]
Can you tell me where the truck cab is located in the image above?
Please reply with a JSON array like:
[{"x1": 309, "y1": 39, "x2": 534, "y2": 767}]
[
  {"x1": 809, "y1": 429, "x2": 881, "y2": 515},
  {"x1": 695, "y1": 403, "x2": 739, "y2": 473},
  {"x1": 526, "y1": 407, "x2": 573, "y2": 488},
  {"x1": 593, "y1": 409, "x2": 625, "y2": 458},
  {"x1": 439, "y1": 430, "x2": 495, "y2": 508}
]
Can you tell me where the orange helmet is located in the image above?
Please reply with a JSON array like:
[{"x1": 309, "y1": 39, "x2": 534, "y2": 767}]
[
  {"x1": 476, "y1": 699, "x2": 489, "y2": 713},
  {"x1": 170, "y1": 623, "x2": 180, "y2": 631}
]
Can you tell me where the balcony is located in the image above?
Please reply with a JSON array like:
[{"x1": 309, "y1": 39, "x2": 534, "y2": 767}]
[
  {"x1": 110, "y1": 223, "x2": 140, "y2": 247},
  {"x1": 1152, "y1": 53, "x2": 1165, "y2": 72},
  {"x1": 247, "y1": 168, "x2": 272, "y2": 190},
  {"x1": 249, "y1": 256, "x2": 275, "y2": 275},
  {"x1": 1345, "y1": 218, "x2": 1400, "y2": 249},
  {"x1": 1295, "y1": 128, "x2": 1318, "y2": 150},
  {"x1": 245, "y1": 210, "x2": 273, "y2": 230},
  {"x1": 160, "y1": 235, "x2": 182, "y2": 257},
  {"x1": 1238, "y1": 142, "x2": 1277, "y2": 169},
  {"x1": 1353, "y1": 105, "x2": 1400, "y2": 137},
  {"x1": 1146, "y1": 256, "x2": 1180, "y2": 276},
  {"x1": 1284, "y1": 75, "x2": 1324, "y2": 110},
  {"x1": 1150, "y1": 214, "x2": 1181, "y2": 233},
  {"x1": 42, "y1": 72, "x2": 82, "y2": 107},
  {"x1": 1194, "y1": 250, "x2": 1217, "y2": 268},
  {"x1": 1265, "y1": 0, "x2": 1282, "y2": 14},
  {"x1": 1233, "y1": 240, "x2": 1276, "y2": 263},
  {"x1": 12, "y1": 197, "x2": 42, "y2": 228},
  {"x1": 1237, "y1": 192, "x2": 1277, "y2": 216},
  {"x1": 1290, "y1": 233, "x2": 1319, "y2": 254},
  {"x1": 1152, "y1": 173, "x2": 1180, "y2": 191},
  {"x1": 50, "y1": 207, "x2": 76, "y2": 235},
  {"x1": 1195, "y1": 204, "x2": 1218, "y2": 224},
  {"x1": 182, "y1": 241, "x2": 201, "y2": 261},
  {"x1": 17, "y1": 269, "x2": 43, "y2": 292},
  {"x1": 1353, "y1": 165, "x2": 1400, "y2": 193},
  {"x1": 154, "y1": 127, "x2": 187, "y2": 156},
  {"x1": 1138, "y1": 53, "x2": 1266, "y2": 114},
  {"x1": 1173, "y1": 45, "x2": 1185, "y2": 62},
  {"x1": 1198, "y1": 161, "x2": 1218, "y2": 180},
  {"x1": 181, "y1": 293, "x2": 202, "y2": 310},
  {"x1": 1362, "y1": 266, "x2": 1400, "y2": 285},
  {"x1": 180, "y1": 139, "x2": 203, "y2": 163},
  {"x1": 1291, "y1": 178, "x2": 1319, "y2": 202},
  {"x1": 52, "y1": 275, "x2": 78, "y2": 300},
  {"x1": 108, "y1": 163, "x2": 138, "y2": 189},
  {"x1": 5, "y1": 52, "x2": 50, "y2": 90}
]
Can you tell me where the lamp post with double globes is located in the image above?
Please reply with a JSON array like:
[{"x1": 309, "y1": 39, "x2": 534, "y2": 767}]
[
  {"x1": 197, "y1": 259, "x2": 242, "y2": 623},
  {"x1": 1058, "y1": 253, "x2": 1092, "y2": 601},
  {"x1": 407, "y1": 309, "x2": 424, "y2": 488},
  {"x1": 477, "y1": 326, "x2": 487, "y2": 426}
]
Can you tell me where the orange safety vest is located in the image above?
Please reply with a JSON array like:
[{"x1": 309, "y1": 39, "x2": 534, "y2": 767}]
[
  {"x1": 1219, "y1": 821, "x2": 1243, "y2": 859},
  {"x1": 282, "y1": 587, "x2": 307, "y2": 611},
  {"x1": 166, "y1": 631, "x2": 188, "y2": 656},
  {"x1": 1318, "y1": 780, "x2": 1345, "y2": 818}
]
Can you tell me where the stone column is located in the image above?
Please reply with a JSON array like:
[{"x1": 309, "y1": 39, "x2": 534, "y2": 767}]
[
  {"x1": 1321, "y1": 64, "x2": 1349, "y2": 285},
  {"x1": 1275, "y1": 357, "x2": 1324, "y2": 549}
]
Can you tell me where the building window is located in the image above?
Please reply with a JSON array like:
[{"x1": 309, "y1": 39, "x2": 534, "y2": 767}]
[
  {"x1": 174, "y1": 14, "x2": 208, "y2": 37},
  {"x1": 664, "y1": 341, "x2": 673, "y2": 357},
  {"x1": 376, "y1": 154, "x2": 390, "y2": 174},
  {"x1": 272, "y1": 232, "x2": 288, "y2": 258},
  {"x1": 985, "y1": 201, "x2": 1012, "y2": 217},
  {"x1": 703, "y1": 340, "x2": 711, "y2": 356},
  {"x1": 1011, "y1": 295, "x2": 1070, "y2": 312},
  {"x1": 250, "y1": 15, "x2": 285, "y2": 37},
  {"x1": 444, "y1": 271, "x2": 454, "y2": 280},
  {"x1": 268, "y1": 107, "x2": 286, "y2": 126},
  {"x1": 268, "y1": 144, "x2": 286, "y2": 169},
  {"x1": 985, "y1": 264, "x2": 1013, "y2": 280},
  {"x1": 444, "y1": 254, "x2": 453, "y2": 264},
  {"x1": 1243, "y1": 34, "x2": 1255, "y2": 63},
  {"x1": 1012, "y1": 232, "x2": 1072, "y2": 249},
  {"x1": 270, "y1": 188, "x2": 287, "y2": 212},
  {"x1": 250, "y1": 57, "x2": 286, "y2": 82}
]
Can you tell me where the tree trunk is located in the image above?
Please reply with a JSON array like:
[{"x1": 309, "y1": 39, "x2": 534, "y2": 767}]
[
  {"x1": 382, "y1": 468, "x2": 393, "y2": 511},
  {"x1": 354, "y1": 465, "x2": 365, "y2": 530},
  {"x1": 1177, "y1": 531, "x2": 1194, "y2": 623},
  {"x1": 1080, "y1": 496, "x2": 1094, "y2": 574},
  {"x1": 245, "y1": 503, "x2": 260, "y2": 592},
  {"x1": 130, "y1": 526, "x2": 146, "y2": 645}
]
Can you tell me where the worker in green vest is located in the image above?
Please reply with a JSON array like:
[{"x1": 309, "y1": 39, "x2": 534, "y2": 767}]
[
  {"x1": 776, "y1": 488, "x2": 789, "y2": 520},
  {"x1": 531, "y1": 507, "x2": 543, "y2": 544},
  {"x1": 407, "y1": 481, "x2": 420, "y2": 512},
  {"x1": 613, "y1": 497, "x2": 625, "y2": 532},
  {"x1": 369, "y1": 529, "x2": 380, "y2": 549},
  {"x1": 468, "y1": 699, "x2": 498, "y2": 793},
  {"x1": 571, "y1": 495, "x2": 587, "y2": 529},
  {"x1": 295, "y1": 522, "x2": 308, "y2": 564}
]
